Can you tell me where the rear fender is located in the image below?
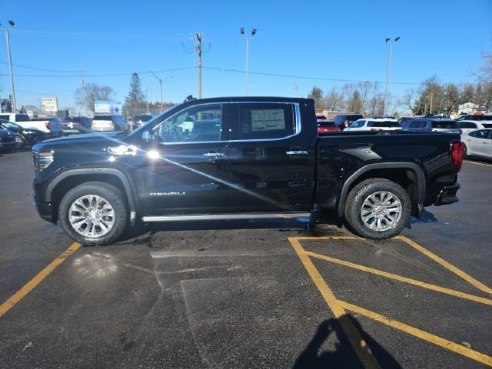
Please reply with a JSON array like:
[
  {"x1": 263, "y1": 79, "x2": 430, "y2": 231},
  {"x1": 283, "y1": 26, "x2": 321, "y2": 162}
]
[{"x1": 337, "y1": 162, "x2": 426, "y2": 219}]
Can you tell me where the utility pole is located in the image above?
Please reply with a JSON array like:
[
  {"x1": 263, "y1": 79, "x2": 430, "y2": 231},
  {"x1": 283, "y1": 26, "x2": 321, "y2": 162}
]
[
  {"x1": 384, "y1": 36, "x2": 400, "y2": 116},
  {"x1": 429, "y1": 91, "x2": 433, "y2": 115},
  {"x1": 4, "y1": 20, "x2": 16, "y2": 112},
  {"x1": 80, "y1": 71, "x2": 85, "y2": 86},
  {"x1": 195, "y1": 32, "x2": 202, "y2": 99}
]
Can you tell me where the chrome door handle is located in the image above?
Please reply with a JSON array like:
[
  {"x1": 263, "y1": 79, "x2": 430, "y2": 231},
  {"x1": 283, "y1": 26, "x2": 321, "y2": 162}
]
[
  {"x1": 286, "y1": 150, "x2": 309, "y2": 155},
  {"x1": 203, "y1": 152, "x2": 225, "y2": 158}
]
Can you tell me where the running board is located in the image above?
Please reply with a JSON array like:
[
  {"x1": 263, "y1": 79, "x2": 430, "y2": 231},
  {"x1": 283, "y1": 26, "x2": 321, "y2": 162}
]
[{"x1": 142, "y1": 212, "x2": 311, "y2": 223}]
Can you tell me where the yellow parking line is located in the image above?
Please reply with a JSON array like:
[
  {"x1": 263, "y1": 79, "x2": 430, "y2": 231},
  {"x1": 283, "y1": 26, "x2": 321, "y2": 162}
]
[
  {"x1": 0, "y1": 242, "x2": 81, "y2": 318},
  {"x1": 289, "y1": 237, "x2": 382, "y2": 369},
  {"x1": 396, "y1": 236, "x2": 492, "y2": 295},
  {"x1": 306, "y1": 251, "x2": 492, "y2": 306},
  {"x1": 291, "y1": 236, "x2": 492, "y2": 367},
  {"x1": 464, "y1": 160, "x2": 492, "y2": 167},
  {"x1": 340, "y1": 300, "x2": 492, "y2": 367}
]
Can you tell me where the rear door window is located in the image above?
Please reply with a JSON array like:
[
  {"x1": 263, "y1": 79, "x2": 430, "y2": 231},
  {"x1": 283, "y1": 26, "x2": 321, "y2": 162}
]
[
  {"x1": 235, "y1": 103, "x2": 296, "y2": 140},
  {"x1": 432, "y1": 121, "x2": 456, "y2": 129}
]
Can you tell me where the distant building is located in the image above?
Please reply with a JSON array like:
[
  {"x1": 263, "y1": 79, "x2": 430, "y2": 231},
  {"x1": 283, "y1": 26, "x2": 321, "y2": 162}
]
[{"x1": 458, "y1": 102, "x2": 479, "y2": 115}]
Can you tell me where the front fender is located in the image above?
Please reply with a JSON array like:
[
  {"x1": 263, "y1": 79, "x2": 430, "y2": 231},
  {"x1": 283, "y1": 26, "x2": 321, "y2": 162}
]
[{"x1": 45, "y1": 168, "x2": 139, "y2": 220}]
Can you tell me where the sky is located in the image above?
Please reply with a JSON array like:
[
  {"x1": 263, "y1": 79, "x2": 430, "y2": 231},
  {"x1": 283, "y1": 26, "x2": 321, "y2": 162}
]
[{"x1": 0, "y1": 0, "x2": 491, "y2": 114}]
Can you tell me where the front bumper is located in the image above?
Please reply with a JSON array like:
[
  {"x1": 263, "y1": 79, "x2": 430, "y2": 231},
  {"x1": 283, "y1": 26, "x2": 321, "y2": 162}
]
[
  {"x1": 33, "y1": 195, "x2": 55, "y2": 223},
  {"x1": 434, "y1": 183, "x2": 460, "y2": 206}
]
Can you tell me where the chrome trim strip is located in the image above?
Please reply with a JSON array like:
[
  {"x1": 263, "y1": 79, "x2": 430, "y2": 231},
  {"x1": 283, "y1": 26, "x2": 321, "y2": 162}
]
[
  {"x1": 157, "y1": 101, "x2": 301, "y2": 145},
  {"x1": 142, "y1": 212, "x2": 310, "y2": 222}
]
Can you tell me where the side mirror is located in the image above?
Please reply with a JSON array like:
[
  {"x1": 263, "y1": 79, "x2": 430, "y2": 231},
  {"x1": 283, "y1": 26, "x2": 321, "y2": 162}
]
[{"x1": 142, "y1": 130, "x2": 150, "y2": 142}]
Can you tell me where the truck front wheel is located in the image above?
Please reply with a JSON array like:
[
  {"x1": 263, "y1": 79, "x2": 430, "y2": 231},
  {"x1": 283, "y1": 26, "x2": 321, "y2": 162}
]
[
  {"x1": 344, "y1": 178, "x2": 410, "y2": 240},
  {"x1": 58, "y1": 182, "x2": 128, "y2": 245}
]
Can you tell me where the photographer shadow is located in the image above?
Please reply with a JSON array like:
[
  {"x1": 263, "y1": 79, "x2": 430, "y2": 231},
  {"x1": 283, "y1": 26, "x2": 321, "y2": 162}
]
[{"x1": 293, "y1": 314, "x2": 402, "y2": 369}]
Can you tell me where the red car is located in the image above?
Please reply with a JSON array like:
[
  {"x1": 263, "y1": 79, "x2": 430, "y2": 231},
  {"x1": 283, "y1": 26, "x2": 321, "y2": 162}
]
[{"x1": 317, "y1": 119, "x2": 341, "y2": 134}]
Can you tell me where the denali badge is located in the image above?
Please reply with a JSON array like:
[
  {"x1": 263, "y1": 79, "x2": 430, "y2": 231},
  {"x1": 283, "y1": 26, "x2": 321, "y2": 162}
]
[{"x1": 150, "y1": 192, "x2": 186, "y2": 196}]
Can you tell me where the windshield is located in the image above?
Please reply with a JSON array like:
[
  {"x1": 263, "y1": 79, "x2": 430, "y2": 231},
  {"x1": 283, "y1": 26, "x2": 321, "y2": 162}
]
[{"x1": 0, "y1": 121, "x2": 20, "y2": 130}]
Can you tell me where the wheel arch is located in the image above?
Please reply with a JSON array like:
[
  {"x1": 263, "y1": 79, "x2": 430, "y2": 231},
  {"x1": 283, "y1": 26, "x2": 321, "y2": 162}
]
[
  {"x1": 337, "y1": 162, "x2": 426, "y2": 220},
  {"x1": 46, "y1": 168, "x2": 138, "y2": 224}
]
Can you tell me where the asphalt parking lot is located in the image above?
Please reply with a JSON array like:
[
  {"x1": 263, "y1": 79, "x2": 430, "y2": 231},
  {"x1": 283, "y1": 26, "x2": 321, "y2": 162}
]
[{"x1": 0, "y1": 150, "x2": 491, "y2": 369}]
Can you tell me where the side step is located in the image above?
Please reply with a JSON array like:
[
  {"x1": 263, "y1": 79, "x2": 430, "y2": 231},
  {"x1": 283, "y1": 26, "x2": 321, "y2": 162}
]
[{"x1": 142, "y1": 212, "x2": 311, "y2": 222}]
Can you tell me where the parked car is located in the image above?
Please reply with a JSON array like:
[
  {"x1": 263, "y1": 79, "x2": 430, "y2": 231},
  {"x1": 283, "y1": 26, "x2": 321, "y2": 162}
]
[
  {"x1": 62, "y1": 116, "x2": 92, "y2": 134},
  {"x1": 344, "y1": 118, "x2": 401, "y2": 132},
  {"x1": 403, "y1": 118, "x2": 461, "y2": 134},
  {"x1": 0, "y1": 126, "x2": 17, "y2": 152},
  {"x1": 455, "y1": 120, "x2": 492, "y2": 135},
  {"x1": 134, "y1": 113, "x2": 154, "y2": 125},
  {"x1": 398, "y1": 117, "x2": 415, "y2": 129},
  {"x1": 0, "y1": 120, "x2": 47, "y2": 149},
  {"x1": 0, "y1": 113, "x2": 30, "y2": 123},
  {"x1": 333, "y1": 114, "x2": 363, "y2": 130},
  {"x1": 456, "y1": 114, "x2": 492, "y2": 121},
  {"x1": 316, "y1": 119, "x2": 340, "y2": 134},
  {"x1": 0, "y1": 114, "x2": 62, "y2": 137},
  {"x1": 91, "y1": 115, "x2": 129, "y2": 132},
  {"x1": 28, "y1": 117, "x2": 64, "y2": 137},
  {"x1": 461, "y1": 129, "x2": 492, "y2": 160}
]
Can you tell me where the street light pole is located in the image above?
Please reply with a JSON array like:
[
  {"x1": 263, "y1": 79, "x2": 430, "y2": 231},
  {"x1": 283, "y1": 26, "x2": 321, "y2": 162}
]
[
  {"x1": 384, "y1": 36, "x2": 400, "y2": 116},
  {"x1": 4, "y1": 20, "x2": 16, "y2": 112},
  {"x1": 149, "y1": 71, "x2": 163, "y2": 110},
  {"x1": 240, "y1": 27, "x2": 257, "y2": 95}
]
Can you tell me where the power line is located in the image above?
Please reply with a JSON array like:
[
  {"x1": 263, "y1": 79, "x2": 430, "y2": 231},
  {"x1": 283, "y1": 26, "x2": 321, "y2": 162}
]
[
  {"x1": 202, "y1": 66, "x2": 479, "y2": 87},
  {"x1": 0, "y1": 61, "x2": 79, "y2": 73},
  {"x1": 0, "y1": 27, "x2": 185, "y2": 42},
  {"x1": 0, "y1": 67, "x2": 195, "y2": 78}
]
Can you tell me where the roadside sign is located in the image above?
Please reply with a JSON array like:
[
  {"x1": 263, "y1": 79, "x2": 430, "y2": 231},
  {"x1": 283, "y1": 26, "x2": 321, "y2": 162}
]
[{"x1": 41, "y1": 96, "x2": 58, "y2": 113}]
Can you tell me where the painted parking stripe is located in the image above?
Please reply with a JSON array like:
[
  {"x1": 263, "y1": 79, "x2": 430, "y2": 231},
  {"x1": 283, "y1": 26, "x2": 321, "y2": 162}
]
[
  {"x1": 289, "y1": 237, "x2": 382, "y2": 369},
  {"x1": 464, "y1": 160, "x2": 492, "y2": 168},
  {"x1": 0, "y1": 242, "x2": 81, "y2": 318},
  {"x1": 340, "y1": 301, "x2": 492, "y2": 367},
  {"x1": 290, "y1": 236, "x2": 492, "y2": 367},
  {"x1": 396, "y1": 236, "x2": 492, "y2": 295},
  {"x1": 306, "y1": 251, "x2": 492, "y2": 306}
]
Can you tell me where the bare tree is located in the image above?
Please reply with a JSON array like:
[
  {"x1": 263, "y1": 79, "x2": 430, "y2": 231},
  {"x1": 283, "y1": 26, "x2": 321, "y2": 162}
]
[
  {"x1": 74, "y1": 83, "x2": 115, "y2": 113},
  {"x1": 323, "y1": 88, "x2": 343, "y2": 111}
]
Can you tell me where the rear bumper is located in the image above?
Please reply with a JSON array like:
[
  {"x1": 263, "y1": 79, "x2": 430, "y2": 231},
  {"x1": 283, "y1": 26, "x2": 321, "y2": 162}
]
[{"x1": 434, "y1": 183, "x2": 460, "y2": 206}]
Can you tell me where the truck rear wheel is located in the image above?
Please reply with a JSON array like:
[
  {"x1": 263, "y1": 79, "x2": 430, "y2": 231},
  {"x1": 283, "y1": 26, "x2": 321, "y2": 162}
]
[
  {"x1": 344, "y1": 178, "x2": 410, "y2": 240},
  {"x1": 59, "y1": 182, "x2": 127, "y2": 246}
]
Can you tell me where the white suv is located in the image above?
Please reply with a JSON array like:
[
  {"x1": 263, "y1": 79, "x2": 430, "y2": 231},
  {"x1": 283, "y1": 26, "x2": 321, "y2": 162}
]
[
  {"x1": 455, "y1": 120, "x2": 492, "y2": 135},
  {"x1": 345, "y1": 118, "x2": 401, "y2": 132},
  {"x1": 91, "y1": 115, "x2": 129, "y2": 132}
]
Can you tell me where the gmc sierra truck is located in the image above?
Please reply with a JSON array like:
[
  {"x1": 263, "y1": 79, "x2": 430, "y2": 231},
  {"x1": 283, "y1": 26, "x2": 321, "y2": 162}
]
[{"x1": 32, "y1": 97, "x2": 465, "y2": 245}]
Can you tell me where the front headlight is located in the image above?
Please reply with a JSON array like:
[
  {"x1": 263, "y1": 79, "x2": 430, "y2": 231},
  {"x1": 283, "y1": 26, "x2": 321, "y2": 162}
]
[{"x1": 33, "y1": 150, "x2": 54, "y2": 174}]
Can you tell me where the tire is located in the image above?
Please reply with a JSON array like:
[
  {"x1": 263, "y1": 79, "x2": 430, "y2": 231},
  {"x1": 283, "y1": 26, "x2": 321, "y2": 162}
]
[
  {"x1": 58, "y1": 182, "x2": 128, "y2": 246},
  {"x1": 344, "y1": 178, "x2": 410, "y2": 240}
]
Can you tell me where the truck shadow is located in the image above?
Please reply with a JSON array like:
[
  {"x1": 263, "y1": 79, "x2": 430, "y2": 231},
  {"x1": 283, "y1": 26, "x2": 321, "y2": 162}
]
[
  {"x1": 117, "y1": 217, "x2": 347, "y2": 246},
  {"x1": 407, "y1": 209, "x2": 438, "y2": 227},
  {"x1": 293, "y1": 314, "x2": 402, "y2": 369}
]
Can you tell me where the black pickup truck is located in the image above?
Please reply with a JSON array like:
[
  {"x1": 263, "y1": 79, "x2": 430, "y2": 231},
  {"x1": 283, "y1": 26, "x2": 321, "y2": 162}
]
[{"x1": 32, "y1": 97, "x2": 465, "y2": 245}]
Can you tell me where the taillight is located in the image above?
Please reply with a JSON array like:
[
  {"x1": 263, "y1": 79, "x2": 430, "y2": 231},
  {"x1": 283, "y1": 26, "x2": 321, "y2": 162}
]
[{"x1": 451, "y1": 141, "x2": 465, "y2": 171}]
